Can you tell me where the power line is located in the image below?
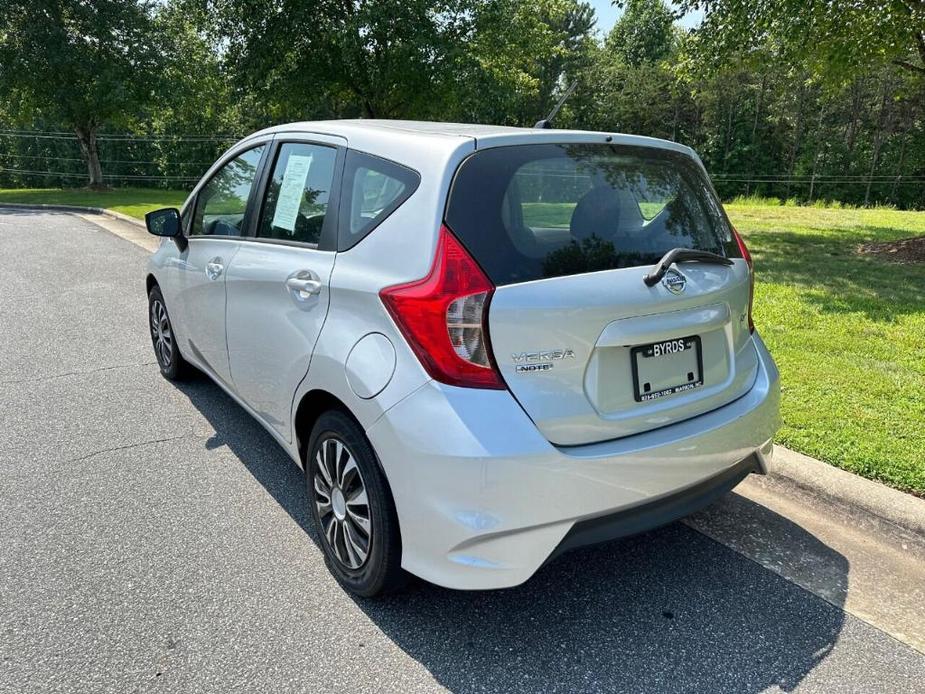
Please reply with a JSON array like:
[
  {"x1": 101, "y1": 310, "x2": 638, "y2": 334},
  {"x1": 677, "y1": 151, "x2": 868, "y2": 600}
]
[
  {"x1": 710, "y1": 178, "x2": 923, "y2": 185},
  {"x1": 0, "y1": 166, "x2": 200, "y2": 181},
  {"x1": 0, "y1": 152, "x2": 215, "y2": 166},
  {"x1": 0, "y1": 130, "x2": 238, "y2": 142},
  {"x1": 712, "y1": 174, "x2": 925, "y2": 180}
]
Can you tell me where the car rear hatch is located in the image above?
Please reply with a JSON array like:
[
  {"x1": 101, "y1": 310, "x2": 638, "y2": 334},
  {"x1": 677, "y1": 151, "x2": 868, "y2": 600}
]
[{"x1": 445, "y1": 141, "x2": 758, "y2": 446}]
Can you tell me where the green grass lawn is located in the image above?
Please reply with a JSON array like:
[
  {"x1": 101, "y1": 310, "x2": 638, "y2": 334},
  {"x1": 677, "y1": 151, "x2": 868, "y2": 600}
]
[
  {"x1": 727, "y1": 203, "x2": 925, "y2": 495},
  {"x1": 2, "y1": 187, "x2": 923, "y2": 493},
  {"x1": 0, "y1": 187, "x2": 188, "y2": 219},
  {"x1": 523, "y1": 201, "x2": 665, "y2": 227}
]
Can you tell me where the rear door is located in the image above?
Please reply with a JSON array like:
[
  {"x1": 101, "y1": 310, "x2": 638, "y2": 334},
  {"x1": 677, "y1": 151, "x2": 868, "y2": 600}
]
[
  {"x1": 446, "y1": 142, "x2": 757, "y2": 446},
  {"x1": 225, "y1": 138, "x2": 343, "y2": 442}
]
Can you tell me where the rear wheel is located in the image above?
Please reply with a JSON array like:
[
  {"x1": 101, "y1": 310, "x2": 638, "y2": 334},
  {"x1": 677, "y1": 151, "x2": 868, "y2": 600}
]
[
  {"x1": 306, "y1": 410, "x2": 404, "y2": 597},
  {"x1": 148, "y1": 285, "x2": 189, "y2": 381}
]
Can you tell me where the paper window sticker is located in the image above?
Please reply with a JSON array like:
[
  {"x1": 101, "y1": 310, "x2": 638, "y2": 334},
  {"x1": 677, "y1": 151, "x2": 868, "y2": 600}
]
[{"x1": 271, "y1": 153, "x2": 314, "y2": 233}]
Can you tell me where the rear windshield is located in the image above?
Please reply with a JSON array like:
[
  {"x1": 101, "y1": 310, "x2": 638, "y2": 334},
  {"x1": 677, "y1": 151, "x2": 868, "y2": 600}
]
[{"x1": 445, "y1": 143, "x2": 737, "y2": 285}]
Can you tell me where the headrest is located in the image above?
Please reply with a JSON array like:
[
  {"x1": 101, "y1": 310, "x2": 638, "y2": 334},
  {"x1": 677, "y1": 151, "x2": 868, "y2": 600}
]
[{"x1": 570, "y1": 186, "x2": 625, "y2": 242}]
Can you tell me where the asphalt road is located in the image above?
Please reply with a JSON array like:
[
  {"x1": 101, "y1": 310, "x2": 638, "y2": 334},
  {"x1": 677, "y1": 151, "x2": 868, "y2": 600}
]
[{"x1": 2, "y1": 209, "x2": 924, "y2": 694}]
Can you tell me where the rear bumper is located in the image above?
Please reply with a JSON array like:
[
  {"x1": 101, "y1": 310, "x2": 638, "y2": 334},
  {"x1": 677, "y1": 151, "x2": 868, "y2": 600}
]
[
  {"x1": 366, "y1": 334, "x2": 781, "y2": 590},
  {"x1": 546, "y1": 452, "x2": 761, "y2": 565}
]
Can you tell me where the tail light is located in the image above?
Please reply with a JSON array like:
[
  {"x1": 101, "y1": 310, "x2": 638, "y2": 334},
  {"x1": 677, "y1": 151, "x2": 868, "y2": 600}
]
[
  {"x1": 732, "y1": 227, "x2": 755, "y2": 333},
  {"x1": 380, "y1": 225, "x2": 505, "y2": 389}
]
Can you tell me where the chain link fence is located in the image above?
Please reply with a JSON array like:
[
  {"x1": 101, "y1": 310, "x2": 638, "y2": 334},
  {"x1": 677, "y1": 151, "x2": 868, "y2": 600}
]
[
  {"x1": 0, "y1": 130, "x2": 239, "y2": 190},
  {"x1": 2, "y1": 130, "x2": 923, "y2": 208}
]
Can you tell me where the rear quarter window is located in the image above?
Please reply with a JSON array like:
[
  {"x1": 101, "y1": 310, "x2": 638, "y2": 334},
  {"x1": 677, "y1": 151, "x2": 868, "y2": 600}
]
[
  {"x1": 445, "y1": 143, "x2": 738, "y2": 285},
  {"x1": 337, "y1": 150, "x2": 420, "y2": 251}
]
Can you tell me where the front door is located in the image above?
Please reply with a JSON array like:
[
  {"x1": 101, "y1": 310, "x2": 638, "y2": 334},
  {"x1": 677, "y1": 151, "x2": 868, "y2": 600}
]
[
  {"x1": 225, "y1": 141, "x2": 340, "y2": 441},
  {"x1": 174, "y1": 144, "x2": 266, "y2": 386}
]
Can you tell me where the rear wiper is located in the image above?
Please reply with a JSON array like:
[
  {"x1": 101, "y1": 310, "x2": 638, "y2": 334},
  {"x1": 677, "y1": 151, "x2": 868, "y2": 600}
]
[{"x1": 643, "y1": 248, "x2": 733, "y2": 287}]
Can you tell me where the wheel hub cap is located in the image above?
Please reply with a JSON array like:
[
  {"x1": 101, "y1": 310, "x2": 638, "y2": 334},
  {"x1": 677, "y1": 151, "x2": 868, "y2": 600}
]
[
  {"x1": 312, "y1": 437, "x2": 372, "y2": 570},
  {"x1": 150, "y1": 299, "x2": 172, "y2": 368},
  {"x1": 331, "y1": 487, "x2": 347, "y2": 520}
]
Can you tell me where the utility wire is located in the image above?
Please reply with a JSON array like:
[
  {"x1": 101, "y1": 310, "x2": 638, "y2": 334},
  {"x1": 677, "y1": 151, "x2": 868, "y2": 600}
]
[
  {"x1": 0, "y1": 152, "x2": 215, "y2": 166},
  {"x1": 0, "y1": 130, "x2": 238, "y2": 142},
  {"x1": 712, "y1": 174, "x2": 924, "y2": 180},
  {"x1": 710, "y1": 178, "x2": 922, "y2": 185},
  {"x1": 0, "y1": 166, "x2": 200, "y2": 181}
]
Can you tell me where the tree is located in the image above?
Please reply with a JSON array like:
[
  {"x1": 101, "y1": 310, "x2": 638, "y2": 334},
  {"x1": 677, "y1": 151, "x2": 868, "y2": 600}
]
[
  {"x1": 577, "y1": 0, "x2": 681, "y2": 137},
  {"x1": 204, "y1": 0, "x2": 596, "y2": 127},
  {"x1": 146, "y1": 2, "x2": 242, "y2": 135},
  {"x1": 205, "y1": 0, "x2": 475, "y2": 123},
  {"x1": 0, "y1": 1, "x2": 164, "y2": 186},
  {"x1": 670, "y1": 0, "x2": 925, "y2": 79},
  {"x1": 606, "y1": 0, "x2": 674, "y2": 67},
  {"x1": 453, "y1": 0, "x2": 596, "y2": 125}
]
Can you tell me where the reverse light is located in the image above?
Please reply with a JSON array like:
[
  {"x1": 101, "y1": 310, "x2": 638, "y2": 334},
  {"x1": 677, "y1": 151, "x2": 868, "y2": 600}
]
[
  {"x1": 732, "y1": 227, "x2": 755, "y2": 333},
  {"x1": 380, "y1": 225, "x2": 505, "y2": 389}
]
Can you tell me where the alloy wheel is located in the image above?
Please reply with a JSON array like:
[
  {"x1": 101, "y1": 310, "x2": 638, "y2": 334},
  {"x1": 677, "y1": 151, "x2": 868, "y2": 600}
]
[
  {"x1": 313, "y1": 437, "x2": 372, "y2": 570},
  {"x1": 150, "y1": 299, "x2": 173, "y2": 368}
]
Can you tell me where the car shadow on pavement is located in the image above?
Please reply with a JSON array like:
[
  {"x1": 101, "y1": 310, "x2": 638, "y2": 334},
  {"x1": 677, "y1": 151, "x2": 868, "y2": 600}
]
[{"x1": 176, "y1": 373, "x2": 848, "y2": 694}]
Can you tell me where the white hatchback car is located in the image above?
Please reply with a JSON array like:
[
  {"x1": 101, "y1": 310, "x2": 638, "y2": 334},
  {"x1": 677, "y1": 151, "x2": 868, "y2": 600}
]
[{"x1": 145, "y1": 120, "x2": 780, "y2": 596}]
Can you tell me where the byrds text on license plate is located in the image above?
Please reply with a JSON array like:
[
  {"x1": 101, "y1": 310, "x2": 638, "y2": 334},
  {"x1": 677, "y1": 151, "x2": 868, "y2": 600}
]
[{"x1": 631, "y1": 336, "x2": 703, "y2": 402}]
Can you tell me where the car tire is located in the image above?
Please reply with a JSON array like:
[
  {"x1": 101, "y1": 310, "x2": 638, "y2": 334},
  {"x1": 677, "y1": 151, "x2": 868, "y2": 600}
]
[
  {"x1": 306, "y1": 410, "x2": 405, "y2": 597},
  {"x1": 148, "y1": 285, "x2": 189, "y2": 381}
]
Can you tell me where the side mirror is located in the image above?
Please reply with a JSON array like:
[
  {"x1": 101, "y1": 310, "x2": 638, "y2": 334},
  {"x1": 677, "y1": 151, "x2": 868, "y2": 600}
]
[
  {"x1": 145, "y1": 208, "x2": 187, "y2": 250},
  {"x1": 145, "y1": 207, "x2": 180, "y2": 236}
]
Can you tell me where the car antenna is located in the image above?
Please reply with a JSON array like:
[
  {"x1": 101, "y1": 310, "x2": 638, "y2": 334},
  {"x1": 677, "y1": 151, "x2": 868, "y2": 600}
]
[{"x1": 534, "y1": 81, "x2": 578, "y2": 129}]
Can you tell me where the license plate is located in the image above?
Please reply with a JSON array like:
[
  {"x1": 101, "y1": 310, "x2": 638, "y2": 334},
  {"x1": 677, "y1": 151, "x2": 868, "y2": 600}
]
[{"x1": 631, "y1": 336, "x2": 703, "y2": 402}]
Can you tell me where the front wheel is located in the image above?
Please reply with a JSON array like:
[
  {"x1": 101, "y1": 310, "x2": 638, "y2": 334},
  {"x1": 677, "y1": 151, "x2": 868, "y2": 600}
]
[
  {"x1": 306, "y1": 410, "x2": 404, "y2": 597},
  {"x1": 148, "y1": 286, "x2": 189, "y2": 381}
]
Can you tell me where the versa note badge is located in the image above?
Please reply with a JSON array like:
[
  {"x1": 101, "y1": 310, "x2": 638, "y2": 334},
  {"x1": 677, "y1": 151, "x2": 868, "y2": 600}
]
[
  {"x1": 513, "y1": 348, "x2": 574, "y2": 373},
  {"x1": 662, "y1": 268, "x2": 687, "y2": 295}
]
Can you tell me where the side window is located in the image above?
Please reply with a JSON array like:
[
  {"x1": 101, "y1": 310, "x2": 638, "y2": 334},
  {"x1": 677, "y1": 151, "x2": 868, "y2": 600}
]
[
  {"x1": 257, "y1": 143, "x2": 337, "y2": 245},
  {"x1": 191, "y1": 145, "x2": 265, "y2": 237},
  {"x1": 339, "y1": 150, "x2": 420, "y2": 250}
]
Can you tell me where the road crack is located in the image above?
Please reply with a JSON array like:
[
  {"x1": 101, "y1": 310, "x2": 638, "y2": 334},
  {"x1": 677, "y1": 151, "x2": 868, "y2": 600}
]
[
  {"x1": 1, "y1": 361, "x2": 158, "y2": 385},
  {"x1": 67, "y1": 433, "x2": 194, "y2": 463}
]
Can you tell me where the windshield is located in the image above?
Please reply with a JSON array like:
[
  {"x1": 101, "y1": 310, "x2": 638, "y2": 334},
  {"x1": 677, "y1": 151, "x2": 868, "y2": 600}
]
[{"x1": 445, "y1": 143, "x2": 738, "y2": 285}]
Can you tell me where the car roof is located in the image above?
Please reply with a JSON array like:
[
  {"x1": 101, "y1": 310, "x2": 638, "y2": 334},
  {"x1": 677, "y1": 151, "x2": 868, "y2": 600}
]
[{"x1": 244, "y1": 119, "x2": 700, "y2": 167}]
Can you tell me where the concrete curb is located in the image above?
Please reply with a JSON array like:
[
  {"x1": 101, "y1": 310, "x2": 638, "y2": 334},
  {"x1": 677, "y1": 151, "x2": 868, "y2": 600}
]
[
  {"x1": 769, "y1": 446, "x2": 925, "y2": 543},
  {"x1": 0, "y1": 202, "x2": 146, "y2": 228}
]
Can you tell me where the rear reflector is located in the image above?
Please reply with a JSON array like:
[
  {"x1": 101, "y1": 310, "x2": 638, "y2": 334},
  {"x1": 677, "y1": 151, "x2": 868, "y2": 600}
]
[
  {"x1": 380, "y1": 225, "x2": 505, "y2": 389},
  {"x1": 732, "y1": 227, "x2": 755, "y2": 333}
]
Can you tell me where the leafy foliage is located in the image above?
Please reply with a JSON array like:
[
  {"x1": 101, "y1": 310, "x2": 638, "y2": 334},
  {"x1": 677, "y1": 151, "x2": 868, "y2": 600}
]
[
  {"x1": 672, "y1": 0, "x2": 925, "y2": 78},
  {"x1": 0, "y1": 1, "x2": 162, "y2": 127},
  {"x1": 606, "y1": 0, "x2": 674, "y2": 67},
  {"x1": 0, "y1": 0, "x2": 923, "y2": 208},
  {"x1": 197, "y1": 0, "x2": 597, "y2": 126},
  {"x1": 0, "y1": 0, "x2": 165, "y2": 184},
  {"x1": 573, "y1": 2, "x2": 925, "y2": 209}
]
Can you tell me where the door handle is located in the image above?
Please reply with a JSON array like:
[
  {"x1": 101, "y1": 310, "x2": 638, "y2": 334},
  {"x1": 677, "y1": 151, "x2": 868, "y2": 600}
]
[
  {"x1": 286, "y1": 275, "x2": 322, "y2": 298},
  {"x1": 206, "y1": 259, "x2": 224, "y2": 280}
]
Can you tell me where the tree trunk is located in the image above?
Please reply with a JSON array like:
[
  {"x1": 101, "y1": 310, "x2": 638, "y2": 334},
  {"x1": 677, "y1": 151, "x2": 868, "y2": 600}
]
[
  {"x1": 363, "y1": 98, "x2": 376, "y2": 119},
  {"x1": 891, "y1": 132, "x2": 908, "y2": 204},
  {"x1": 864, "y1": 80, "x2": 889, "y2": 207},
  {"x1": 785, "y1": 82, "x2": 807, "y2": 200},
  {"x1": 808, "y1": 107, "x2": 827, "y2": 202},
  {"x1": 845, "y1": 80, "x2": 863, "y2": 154},
  {"x1": 671, "y1": 95, "x2": 679, "y2": 141},
  {"x1": 74, "y1": 125, "x2": 104, "y2": 188},
  {"x1": 721, "y1": 101, "x2": 735, "y2": 169},
  {"x1": 746, "y1": 74, "x2": 767, "y2": 197}
]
